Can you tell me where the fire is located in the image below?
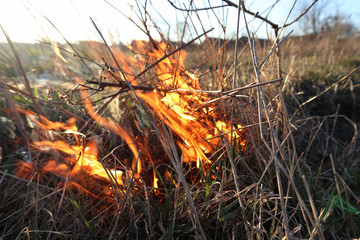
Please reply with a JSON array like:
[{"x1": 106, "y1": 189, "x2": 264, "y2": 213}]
[
  {"x1": 15, "y1": 40, "x2": 246, "y2": 200},
  {"x1": 16, "y1": 109, "x2": 124, "y2": 198},
  {"x1": 132, "y1": 42, "x2": 245, "y2": 168}
]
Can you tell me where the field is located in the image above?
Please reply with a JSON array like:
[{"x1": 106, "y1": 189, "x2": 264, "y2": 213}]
[{"x1": 0, "y1": 2, "x2": 360, "y2": 239}]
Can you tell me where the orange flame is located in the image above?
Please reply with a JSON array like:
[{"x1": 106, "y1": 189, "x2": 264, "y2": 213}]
[
  {"x1": 131, "y1": 42, "x2": 245, "y2": 168},
  {"x1": 15, "y1": 40, "x2": 246, "y2": 200},
  {"x1": 15, "y1": 110, "x2": 124, "y2": 196},
  {"x1": 74, "y1": 75, "x2": 142, "y2": 178}
]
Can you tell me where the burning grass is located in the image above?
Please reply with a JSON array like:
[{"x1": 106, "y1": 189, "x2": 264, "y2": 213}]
[
  {"x1": 1, "y1": 2, "x2": 360, "y2": 239},
  {"x1": 0, "y1": 39, "x2": 260, "y2": 239},
  {"x1": 13, "y1": 40, "x2": 252, "y2": 200}
]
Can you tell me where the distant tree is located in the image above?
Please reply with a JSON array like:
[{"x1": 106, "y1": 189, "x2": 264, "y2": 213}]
[
  {"x1": 298, "y1": 0, "x2": 327, "y2": 36},
  {"x1": 298, "y1": 0, "x2": 357, "y2": 38},
  {"x1": 320, "y1": 13, "x2": 357, "y2": 38}
]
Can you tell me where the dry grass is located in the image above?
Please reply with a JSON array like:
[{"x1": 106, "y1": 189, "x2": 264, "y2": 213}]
[{"x1": 1, "y1": 1, "x2": 360, "y2": 239}]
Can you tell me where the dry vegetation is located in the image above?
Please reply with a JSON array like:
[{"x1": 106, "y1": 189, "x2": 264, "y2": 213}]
[{"x1": 0, "y1": 1, "x2": 360, "y2": 239}]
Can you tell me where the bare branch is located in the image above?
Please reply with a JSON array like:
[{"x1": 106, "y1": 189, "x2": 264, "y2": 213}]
[
  {"x1": 284, "y1": 0, "x2": 318, "y2": 27},
  {"x1": 222, "y1": 0, "x2": 279, "y2": 30},
  {"x1": 167, "y1": 0, "x2": 228, "y2": 12},
  {"x1": 220, "y1": 0, "x2": 319, "y2": 30}
]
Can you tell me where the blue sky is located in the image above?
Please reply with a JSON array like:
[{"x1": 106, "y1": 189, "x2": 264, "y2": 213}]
[{"x1": 0, "y1": 0, "x2": 359, "y2": 43}]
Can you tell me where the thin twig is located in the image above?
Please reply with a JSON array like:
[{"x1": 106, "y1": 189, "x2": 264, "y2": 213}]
[
  {"x1": 86, "y1": 80, "x2": 156, "y2": 92},
  {"x1": 222, "y1": 0, "x2": 319, "y2": 30},
  {"x1": 87, "y1": 77, "x2": 282, "y2": 97},
  {"x1": 167, "y1": 1, "x2": 228, "y2": 12},
  {"x1": 136, "y1": 28, "x2": 214, "y2": 79},
  {"x1": 222, "y1": 0, "x2": 279, "y2": 29},
  {"x1": 259, "y1": 31, "x2": 293, "y2": 69},
  {"x1": 283, "y1": 0, "x2": 318, "y2": 27}
]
